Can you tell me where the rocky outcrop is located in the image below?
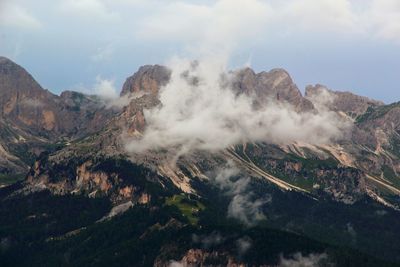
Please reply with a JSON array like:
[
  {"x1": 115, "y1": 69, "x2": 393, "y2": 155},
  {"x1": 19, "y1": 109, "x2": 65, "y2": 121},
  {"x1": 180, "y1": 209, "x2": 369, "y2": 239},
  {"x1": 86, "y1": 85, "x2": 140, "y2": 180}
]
[
  {"x1": 305, "y1": 84, "x2": 384, "y2": 117},
  {"x1": 120, "y1": 65, "x2": 314, "y2": 113},
  {"x1": 120, "y1": 65, "x2": 171, "y2": 97},
  {"x1": 25, "y1": 154, "x2": 169, "y2": 205},
  {"x1": 117, "y1": 93, "x2": 160, "y2": 136},
  {"x1": 232, "y1": 68, "x2": 314, "y2": 112}
]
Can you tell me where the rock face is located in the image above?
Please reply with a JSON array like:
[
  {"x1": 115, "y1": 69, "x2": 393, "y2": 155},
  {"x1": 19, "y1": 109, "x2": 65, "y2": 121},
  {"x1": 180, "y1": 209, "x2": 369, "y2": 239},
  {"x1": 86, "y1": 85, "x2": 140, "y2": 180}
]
[
  {"x1": 120, "y1": 65, "x2": 171, "y2": 97},
  {"x1": 120, "y1": 65, "x2": 314, "y2": 112},
  {"x1": 0, "y1": 57, "x2": 114, "y2": 138},
  {"x1": 305, "y1": 84, "x2": 384, "y2": 117},
  {"x1": 0, "y1": 57, "x2": 116, "y2": 175},
  {"x1": 232, "y1": 68, "x2": 314, "y2": 112},
  {"x1": 0, "y1": 56, "x2": 59, "y2": 133}
]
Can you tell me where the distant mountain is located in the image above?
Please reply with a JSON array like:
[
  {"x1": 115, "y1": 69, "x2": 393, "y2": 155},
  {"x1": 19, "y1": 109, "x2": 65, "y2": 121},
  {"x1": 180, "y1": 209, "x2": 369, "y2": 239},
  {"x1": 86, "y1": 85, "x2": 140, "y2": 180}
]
[{"x1": 1, "y1": 57, "x2": 400, "y2": 266}]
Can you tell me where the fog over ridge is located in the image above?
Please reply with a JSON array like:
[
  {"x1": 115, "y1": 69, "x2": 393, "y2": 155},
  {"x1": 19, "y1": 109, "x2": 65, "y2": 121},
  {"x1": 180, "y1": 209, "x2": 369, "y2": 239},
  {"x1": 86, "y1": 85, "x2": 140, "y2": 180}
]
[{"x1": 124, "y1": 57, "x2": 351, "y2": 156}]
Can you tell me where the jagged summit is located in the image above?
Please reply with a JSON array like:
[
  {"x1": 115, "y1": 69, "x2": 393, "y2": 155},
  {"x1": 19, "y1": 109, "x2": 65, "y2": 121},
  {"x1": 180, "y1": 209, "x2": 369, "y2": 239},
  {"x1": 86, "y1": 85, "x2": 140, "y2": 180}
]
[
  {"x1": 120, "y1": 64, "x2": 314, "y2": 112},
  {"x1": 232, "y1": 67, "x2": 314, "y2": 112},
  {"x1": 120, "y1": 64, "x2": 171, "y2": 97}
]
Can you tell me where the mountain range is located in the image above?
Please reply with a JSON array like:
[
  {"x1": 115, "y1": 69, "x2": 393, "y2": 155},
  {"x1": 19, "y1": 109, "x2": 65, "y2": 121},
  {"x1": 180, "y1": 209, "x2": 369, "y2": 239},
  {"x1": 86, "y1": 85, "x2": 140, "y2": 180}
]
[{"x1": 1, "y1": 56, "x2": 400, "y2": 266}]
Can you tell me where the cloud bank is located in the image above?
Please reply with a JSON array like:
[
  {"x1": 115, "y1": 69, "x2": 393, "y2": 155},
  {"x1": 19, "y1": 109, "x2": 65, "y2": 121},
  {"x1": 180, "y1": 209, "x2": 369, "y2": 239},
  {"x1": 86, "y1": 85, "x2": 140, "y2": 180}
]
[
  {"x1": 138, "y1": 0, "x2": 400, "y2": 45},
  {"x1": 124, "y1": 58, "x2": 350, "y2": 155},
  {"x1": 2, "y1": 0, "x2": 400, "y2": 102},
  {"x1": 122, "y1": 0, "x2": 351, "y2": 156},
  {"x1": 0, "y1": 0, "x2": 42, "y2": 30}
]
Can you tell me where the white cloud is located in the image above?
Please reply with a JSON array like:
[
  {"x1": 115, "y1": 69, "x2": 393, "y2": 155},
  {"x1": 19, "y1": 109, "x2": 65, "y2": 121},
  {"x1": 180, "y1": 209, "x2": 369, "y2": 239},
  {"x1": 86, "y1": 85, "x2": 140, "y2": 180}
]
[
  {"x1": 279, "y1": 252, "x2": 330, "y2": 267},
  {"x1": 92, "y1": 76, "x2": 135, "y2": 108},
  {"x1": 111, "y1": 0, "x2": 353, "y2": 158},
  {"x1": 137, "y1": 0, "x2": 361, "y2": 45},
  {"x1": 192, "y1": 231, "x2": 224, "y2": 248},
  {"x1": 137, "y1": 0, "x2": 271, "y2": 56},
  {"x1": 367, "y1": 0, "x2": 400, "y2": 43},
  {"x1": 0, "y1": 1, "x2": 42, "y2": 30},
  {"x1": 212, "y1": 163, "x2": 269, "y2": 226},
  {"x1": 276, "y1": 0, "x2": 361, "y2": 34},
  {"x1": 58, "y1": 0, "x2": 119, "y2": 21},
  {"x1": 124, "y1": 57, "x2": 350, "y2": 155},
  {"x1": 74, "y1": 76, "x2": 118, "y2": 99},
  {"x1": 137, "y1": 0, "x2": 400, "y2": 45},
  {"x1": 93, "y1": 76, "x2": 118, "y2": 99}
]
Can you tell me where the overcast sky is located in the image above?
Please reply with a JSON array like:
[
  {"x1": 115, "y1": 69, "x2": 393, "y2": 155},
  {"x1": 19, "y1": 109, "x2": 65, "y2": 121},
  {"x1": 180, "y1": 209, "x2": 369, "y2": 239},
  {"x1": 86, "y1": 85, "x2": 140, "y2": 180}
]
[{"x1": 0, "y1": 0, "x2": 399, "y2": 103}]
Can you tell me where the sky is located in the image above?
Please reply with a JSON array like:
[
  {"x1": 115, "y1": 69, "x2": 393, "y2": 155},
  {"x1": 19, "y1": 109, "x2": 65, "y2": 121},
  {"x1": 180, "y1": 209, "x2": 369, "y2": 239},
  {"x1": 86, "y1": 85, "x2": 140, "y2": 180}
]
[{"x1": 0, "y1": 0, "x2": 399, "y2": 103}]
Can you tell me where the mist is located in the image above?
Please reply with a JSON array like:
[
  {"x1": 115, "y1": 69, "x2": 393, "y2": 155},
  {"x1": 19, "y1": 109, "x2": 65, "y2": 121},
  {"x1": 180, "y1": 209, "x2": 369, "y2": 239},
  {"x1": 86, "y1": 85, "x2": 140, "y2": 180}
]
[
  {"x1": 122, "y1": 0, "x2": 351, "y2": 156},
  {"x1": 124, "y1": 58, "x2": 351, "y2": 155},
  {"x1": 211, "y1": 162, "x2": 269, "y2": 226}
]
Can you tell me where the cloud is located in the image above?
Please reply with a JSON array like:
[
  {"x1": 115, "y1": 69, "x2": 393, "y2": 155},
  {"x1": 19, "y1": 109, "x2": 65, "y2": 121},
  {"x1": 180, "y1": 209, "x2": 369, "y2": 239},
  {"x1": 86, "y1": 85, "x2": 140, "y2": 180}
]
[
  {"x1": 3, "y1": 0, "x2": 400, "y2": 103},
  {"x1": 276, "y1": 0, "x2": 361, "y2": 35},
  {"x1": 228, "y1": 191, "x2": 268, "y2": 226},
  {"x1": 137, "y1": 0, "x2": 361, "y2": 46},
  {"x1": 137, "y1": 0, "x2": 400, "y2": 45},
  {"x1": 92, "y1": 76, "x2": 119, "y2": 99},
  {"x1": 279, "y1": 252, "x2": 331, "y2": 267},
  {"x1": 58, "y1": 0, "x2": 119, "y2": 21},
  {"x1": 137, "y1": 0, "x2": 271, "y2": 56},
  {"x1": 212, "y1": 163, "x2": 269, "y2": 226},
  {"x1": 367, "y1": 0, "x2": 400, "y2": 43},
  {"x1": 124, "y1": 58, "x2": 350, "y2": 155},
  {"x1": 123, "y1": 0, "x2": 352, "y2": 156},
  {"x1": 305, "y1": 85, "x2": 337, "y2": 112},
  {"x1": 192, "y1": 231, "x2": 224, "y2": 248},
  {"x1": 91, "y1": 76, "x2": 136, "y2": 108},
  {"x1": 0, "y1": 1, "x2": 42, "y2": 30},
  {"x1": 236, "y1": 236, "x2": 252, "y2": 255}
]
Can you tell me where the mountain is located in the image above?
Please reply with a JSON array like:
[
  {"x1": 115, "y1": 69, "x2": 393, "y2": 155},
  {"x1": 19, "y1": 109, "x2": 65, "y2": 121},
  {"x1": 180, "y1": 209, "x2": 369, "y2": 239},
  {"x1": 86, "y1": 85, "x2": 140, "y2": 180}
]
[
  {"x1": 120, "y1": 65, "x2": 171, "y2": 97},
  {"x1": 0, "y1": 57, "x2": 118, "y2": 178},
  {"x1": 305, "y1": 84, "x2": 384, "y2": 118},
  {"x1": 1, "y1": 57, "x2": 400, "y2": 266},
  {"x1": 233, "y1": 67, "x2": 314, "y2": 112}
]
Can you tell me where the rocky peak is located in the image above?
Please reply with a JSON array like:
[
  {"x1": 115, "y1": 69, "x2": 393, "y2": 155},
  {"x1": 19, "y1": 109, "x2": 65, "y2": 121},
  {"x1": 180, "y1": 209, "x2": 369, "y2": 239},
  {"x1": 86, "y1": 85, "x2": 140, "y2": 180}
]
[
  {"x1": 0, "y1": 57, "x2": 120, "y2": 175},
  {"x1": 0, "y1": 56, "x2": 49, "y2": 96},
  {"x1": 305, "y1": 84, "x2": 384, "y2": 118},
  {"x1": 231, "y1": 67, "x2": 257, "y2": 94},
  {"x1": 120, "y1": 65, "x2": 171, "y2": 97},
  {"x1": 120, "y1": 65, "x2": 314, "y2": 112},
  {"x1": 0, "y1": 56, "x2": 60, "y2": 132},
  {"x1": 232, "y1": 67, "x2": 314, "y2": 112}
]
